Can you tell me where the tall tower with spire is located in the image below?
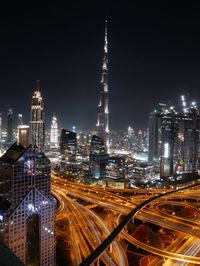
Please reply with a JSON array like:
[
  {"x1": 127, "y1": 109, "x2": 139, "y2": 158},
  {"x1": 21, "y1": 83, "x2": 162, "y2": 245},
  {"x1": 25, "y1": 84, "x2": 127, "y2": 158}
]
[
  {"x1": 29, "y1": 80, "x2": 45, "y2": 151},
  {"x1": 96, "y1": 20, "x2": 109, "y2": 149}
]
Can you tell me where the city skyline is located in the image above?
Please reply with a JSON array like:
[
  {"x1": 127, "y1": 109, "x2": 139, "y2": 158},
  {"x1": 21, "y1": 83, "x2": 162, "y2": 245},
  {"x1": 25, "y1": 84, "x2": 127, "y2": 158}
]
[{"x1": 2, "y1": 3, "x2": 200, "y2": 266}]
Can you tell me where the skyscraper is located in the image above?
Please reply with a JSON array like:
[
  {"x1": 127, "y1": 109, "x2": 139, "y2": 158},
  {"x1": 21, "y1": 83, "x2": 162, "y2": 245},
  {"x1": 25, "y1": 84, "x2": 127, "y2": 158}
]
[
  {"x1": 89, "y1": 135, "x2": 107, "y2": 179},
  {"x1": 182, "y1": 103, "x2": 199, "y2": 173},
  {"x1": 17, "y1": 114, "x2": 23, "y2": 126},
  {"x1": 50, "y1": 114, "x2": 59, "y2": 148},
  {"x1": 17, "y1": 125, "x2": 29, "y2": 147},
  {"x1": 148, "y1": 98, "x2": 200, "y2": 177},
  {"x1": 148, "y1": 110, "x2": 160, "y2": 162},
  {"x1": 29, "y1": 80, "x2": 45, "y2": 151},
  {"x1": 96, "y1": 20, "x2": 109, "y2": 149},
  {"x1": 0, "y1": 143, "x2": 55, "y2": 265},
  {"x1": 60, "y1": 129, "x2": 76, "y2": 161},
  {"x1": 6, "y1": 107, "x2": 13, "y2": 144},
  {"x1": 127, "y1": 126, "x2": 135, "y2": 150},
  {"x1": 160, "y1": 107, "x2": 179, "y2": 177},
  {"x1": 0, "y1": 113, "x2": 2, "y2": 143}
]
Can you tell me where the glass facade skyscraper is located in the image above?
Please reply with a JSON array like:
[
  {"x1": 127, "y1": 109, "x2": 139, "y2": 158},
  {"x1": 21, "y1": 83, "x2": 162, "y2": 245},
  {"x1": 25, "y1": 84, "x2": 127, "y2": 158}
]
[
  {"x1": 60, "y1": 129, "x2": 77, "y2": 161},
  {"x1": 148, "y1": 100, "x2": 200, "y2": 177},
  {"x1": 0, "y1": 143, "x2": 55, "y2": 265},
  {"x1": 89, "y1": 135, "x2": 107, "y2": 179}
]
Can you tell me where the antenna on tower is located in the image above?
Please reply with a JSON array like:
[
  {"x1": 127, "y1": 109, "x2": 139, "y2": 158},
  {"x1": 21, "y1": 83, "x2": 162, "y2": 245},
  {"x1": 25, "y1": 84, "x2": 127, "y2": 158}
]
[{"x1": 35, "y1": 80, "x2": 40, "y2": 91}]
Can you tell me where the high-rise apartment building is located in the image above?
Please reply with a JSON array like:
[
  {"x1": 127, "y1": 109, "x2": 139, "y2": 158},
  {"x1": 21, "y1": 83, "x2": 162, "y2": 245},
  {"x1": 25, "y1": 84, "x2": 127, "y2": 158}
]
[
  {"x1": 96, "y1": 20, "x2": 109, "y2": 149},
  {"x1": 89, "y1": 135, "x2": 107, "y2": 179},
  {"x1": 0, "y1": 143, "x2": 55, "y2": 265},
  {"x1": 29, "y1": 80, "x2": 45, "y2": 151},
  {"x1": 60, "y1": 129, "x2": 76, "y2": 161}
]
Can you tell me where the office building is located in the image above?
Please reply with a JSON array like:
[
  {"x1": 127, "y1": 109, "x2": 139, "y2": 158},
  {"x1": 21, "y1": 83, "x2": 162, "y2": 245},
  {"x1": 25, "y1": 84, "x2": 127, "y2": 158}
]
[
  {"x1": 160, "y1": 107, "x2": 179, "y2": 177},
  {"x1": 107, "y1": 156, "x2": 126, "y2": 179},
  {"x1": 0, "y1": 143, "x2": 55, "y2": 265},
  {"x1": 89, "y1": 135, "x2": 107, "y2": 179},
  {"x1": 148, "y1": 110, "x2": 161, "y2": 162},
  {"x1": 182, "y1": 103, "x2": 199, "y2": 173},
  {"x1": 148, "y1": 98, "x2": 200, "y2": 177},
  {"x1": 60, "y1": 129, "x2": 76, "y2": 161}
]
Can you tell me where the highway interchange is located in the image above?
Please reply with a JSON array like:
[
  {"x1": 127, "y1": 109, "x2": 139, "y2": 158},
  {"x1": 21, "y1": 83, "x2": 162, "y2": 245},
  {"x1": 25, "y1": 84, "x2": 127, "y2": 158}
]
[{"x1": 52, "y1": 174, "x2": 200, "y2": 266}]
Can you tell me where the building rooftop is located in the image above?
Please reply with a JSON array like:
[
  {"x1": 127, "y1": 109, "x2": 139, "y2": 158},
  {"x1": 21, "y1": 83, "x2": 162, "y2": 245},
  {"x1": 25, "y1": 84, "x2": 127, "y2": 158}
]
[{"x1": 0, "y1": 142, "x2": 28, "y2": 164}]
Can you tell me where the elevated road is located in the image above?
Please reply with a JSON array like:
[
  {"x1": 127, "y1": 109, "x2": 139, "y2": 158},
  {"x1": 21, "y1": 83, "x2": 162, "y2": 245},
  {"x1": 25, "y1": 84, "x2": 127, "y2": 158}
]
[{"x1": 79, "y1": 183, "x2": 200, "y2": 266}]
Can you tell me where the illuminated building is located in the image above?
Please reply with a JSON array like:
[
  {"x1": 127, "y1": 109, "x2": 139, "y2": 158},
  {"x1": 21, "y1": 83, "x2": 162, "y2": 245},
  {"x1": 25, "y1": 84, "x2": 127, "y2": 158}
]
[
  {"x1": 107, "y1": 156, "x2": 126, "y2": 179},
  {"x1": 137, "y1": 129, "x2": 143, "y2": 148},
  {"x1": 17, "y1": 125, "x2": 29, "y2": 147},
  {"x1": 148, "y1": 110, "x2": 161, "y2": 162},
  {"x1": 149, "y1": 97, "x2": 200, "y2": 177},
  {"x1": 0, "y1": 113, "x2": 2, "y2": 143},
  {"x1": 182, "y1": 103, "x2": 199, "y2": 173},
  {"x1": 0, "y1": 143, "x2": 55, "y2": 265},
  {"x1": 17, "y1": 114, "x2": 23, "y2": 126},
  {"x1": 160, "y1": 107, "x2": 179, "y2": 177},
  {"x1": 6, "y1": 107, "x2": 13, "y2": 144},
  {"x1": 60, "y1": 129, "x2": 76, "y2": 161},
  {"x1": 96, "y1": 20, "x2": 109, "y2": 149},
  {"x1": 127, "y1": 126, "x2": 134, "y2": 150},
  {"x1": 50, "y1": 114, "x2": 59, "y2": 148},
  {"x1": 89, "y1": 135, "x2": 107, "y2": 179},
  {"x1": 29, "y1": 80, "x2": 45, "y2": 151}
]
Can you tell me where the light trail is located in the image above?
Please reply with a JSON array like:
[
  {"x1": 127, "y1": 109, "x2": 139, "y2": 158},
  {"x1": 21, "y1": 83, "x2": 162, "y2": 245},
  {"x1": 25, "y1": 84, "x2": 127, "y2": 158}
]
[{"x1": 52, "y1": 174, "x2": 200, "y2": 265}]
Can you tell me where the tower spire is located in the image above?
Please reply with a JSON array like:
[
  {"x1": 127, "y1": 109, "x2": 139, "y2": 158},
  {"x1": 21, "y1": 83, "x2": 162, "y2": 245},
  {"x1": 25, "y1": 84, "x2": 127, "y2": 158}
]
[
  {"x1": 35, "y1": 80, "x2": 40, "y2": 91},
  {"x1": 96, "y1": 20, "x2": 109, "y2": 150},
  {"x1": 104, "y1": 19, "x2": 108, "y2": 54}
]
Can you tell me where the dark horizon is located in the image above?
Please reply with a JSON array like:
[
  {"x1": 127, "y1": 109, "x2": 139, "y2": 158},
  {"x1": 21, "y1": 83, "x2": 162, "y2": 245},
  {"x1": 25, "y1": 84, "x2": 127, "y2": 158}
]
[{"x1": 1, "y1": 2, "x2": 200, "y2": 131}]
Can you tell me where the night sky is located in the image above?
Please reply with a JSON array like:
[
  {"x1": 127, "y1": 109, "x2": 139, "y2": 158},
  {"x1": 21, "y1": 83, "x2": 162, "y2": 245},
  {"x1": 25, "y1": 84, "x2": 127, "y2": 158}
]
[{"x1": 1, "y1": 2, "x2": 200, "y2": 131}]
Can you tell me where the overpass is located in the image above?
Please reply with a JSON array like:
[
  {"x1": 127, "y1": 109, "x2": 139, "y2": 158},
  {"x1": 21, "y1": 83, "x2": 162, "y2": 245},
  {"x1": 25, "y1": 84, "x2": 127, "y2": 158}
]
[{"x1": 79, "y1": 183, "x2": 200, "y2": 266}]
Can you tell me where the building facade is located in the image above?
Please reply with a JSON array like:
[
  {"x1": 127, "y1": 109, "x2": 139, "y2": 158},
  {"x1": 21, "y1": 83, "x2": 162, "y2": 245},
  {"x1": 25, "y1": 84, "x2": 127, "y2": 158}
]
[
  {"x1": 148, "y1": 99, "x2": 200, "y2": 177},
  {"x1": 96, "y1": 20, "x2": 109, "y2": 149},
  {"x1": 148, "y1": 111, "x2": 161, "y2": 162},
  {"x1": 50, "y1": 114, "x2": 59, "y2": 148},
  {"x1": 6, "y1": 107, "x2": 13, "y2": 145},
  {"x1": 0, "y1": 143, "x2": 55, "y2": 265},
  {"x1": 17, "y1": 125, "x2": 29, "y2": 147},
  {"x1": 89, "y1": 135, "x2": 107, "y2": 179},
  {"x1": 29, "y1": 80, "x2": 45, "y2": 152},
  {"x1": 60, "y1": 129, "x2": 76, "y2": 161},
  {"x1": 159, "y1": 108, "x2": 179, "y2": 177}
]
